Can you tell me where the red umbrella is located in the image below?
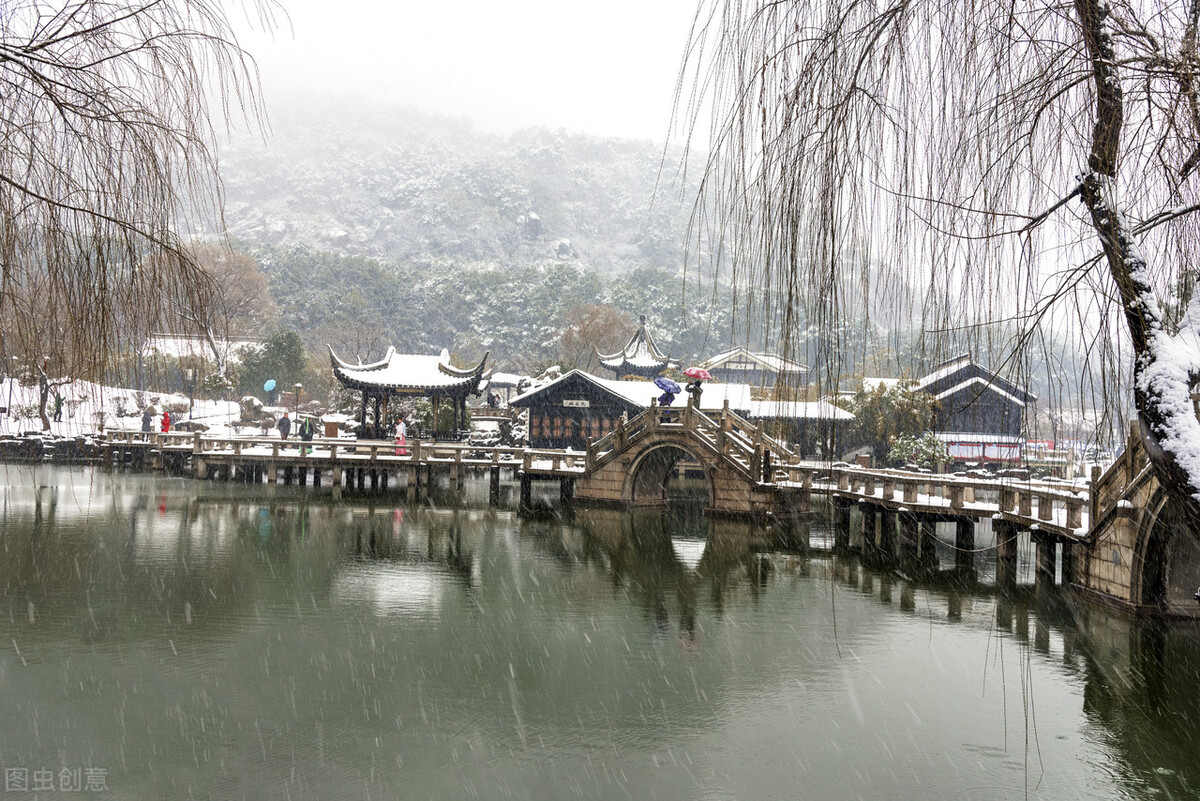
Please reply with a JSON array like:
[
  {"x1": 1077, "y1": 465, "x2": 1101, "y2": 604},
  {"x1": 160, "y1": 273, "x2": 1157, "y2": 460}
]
[{"x1": 683, "y1": 367, "x2": 712, "y2": 380}]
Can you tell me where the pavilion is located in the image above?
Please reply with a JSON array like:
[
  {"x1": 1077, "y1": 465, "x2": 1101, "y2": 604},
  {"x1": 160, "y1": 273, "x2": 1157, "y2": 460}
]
[
  {"x1": 597, "y1": 315, "x2": 678, "y2": 378},
  {"x1": 329, "y1": 346, "x2": 489, "y2": 438}
]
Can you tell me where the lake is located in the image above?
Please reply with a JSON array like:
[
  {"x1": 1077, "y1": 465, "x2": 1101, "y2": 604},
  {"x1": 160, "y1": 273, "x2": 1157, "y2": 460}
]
[{"x1": 0, "y1": 463, "x2": 1196, "y2": 800}]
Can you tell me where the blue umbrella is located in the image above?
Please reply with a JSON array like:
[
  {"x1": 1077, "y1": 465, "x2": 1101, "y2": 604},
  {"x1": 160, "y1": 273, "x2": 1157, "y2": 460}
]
[
  {"x1": 263, "y1": 379, "x2": 277, "y2": 392},
  {"x1": 653, "y1": 377, "x2": 681, "y2": 394}
]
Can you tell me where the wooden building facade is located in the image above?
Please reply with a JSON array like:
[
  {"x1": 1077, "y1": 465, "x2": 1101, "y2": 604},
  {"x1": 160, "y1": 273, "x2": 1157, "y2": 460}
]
[
  {"x1": 699, "y1": 347, "x2": 808, "y2": 389},
  {"x1": 512, "y1": 370, "x2": 754, "y2": 450}
]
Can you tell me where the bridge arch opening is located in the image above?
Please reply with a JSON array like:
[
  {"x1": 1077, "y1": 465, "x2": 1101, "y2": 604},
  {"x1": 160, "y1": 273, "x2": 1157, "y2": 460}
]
[
  {"x1": 1137, "y1": 493, "x2": 1200, "y2": 608},
  {"x1": 627, "y1": 443, "x2": 713, "y2": 509}
]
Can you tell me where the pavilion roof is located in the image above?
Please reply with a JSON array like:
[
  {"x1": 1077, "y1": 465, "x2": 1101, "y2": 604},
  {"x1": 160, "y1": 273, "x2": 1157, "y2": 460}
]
[
  {"x1": 329, "y1": 346, "x2": 488, "y2": 395},
  {"x1": 597, "y1": 315, "x2": 678, "y2": 372}
]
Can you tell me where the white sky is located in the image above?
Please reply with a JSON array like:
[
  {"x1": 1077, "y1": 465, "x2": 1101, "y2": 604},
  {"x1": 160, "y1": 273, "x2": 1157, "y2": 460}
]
[{"x1": 241, "y1": 0, "x2": 702, "y2": 141}]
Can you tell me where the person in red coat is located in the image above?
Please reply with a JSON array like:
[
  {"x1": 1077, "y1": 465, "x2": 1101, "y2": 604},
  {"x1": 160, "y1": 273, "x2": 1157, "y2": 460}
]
[{"x1": 161, "y1": 410, "x2": 170, "y2": 433}]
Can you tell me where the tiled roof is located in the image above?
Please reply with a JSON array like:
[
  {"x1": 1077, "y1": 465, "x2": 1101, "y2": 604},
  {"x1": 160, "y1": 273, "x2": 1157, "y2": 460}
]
[
  {"x1": 330, "y1": 346, "x2": 488, "y2": 393},
  {"x1": 597, "y1": 315, "x2": 677, "y2": 372}
]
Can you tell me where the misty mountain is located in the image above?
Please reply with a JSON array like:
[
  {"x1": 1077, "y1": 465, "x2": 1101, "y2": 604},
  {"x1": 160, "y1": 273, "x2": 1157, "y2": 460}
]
[{"x1": 219, "y1": 97, "x2": 695, "y2": 274}]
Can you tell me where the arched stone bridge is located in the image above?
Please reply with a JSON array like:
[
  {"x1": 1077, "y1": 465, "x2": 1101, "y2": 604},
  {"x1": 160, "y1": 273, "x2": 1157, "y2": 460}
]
[{"x1": 573, "y1": 403, "x2": 795, "y2": 517}]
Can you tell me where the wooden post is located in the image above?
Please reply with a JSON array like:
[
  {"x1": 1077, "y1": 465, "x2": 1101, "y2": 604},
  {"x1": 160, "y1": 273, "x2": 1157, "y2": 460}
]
[
  {"x1": 955, "y1": 518, "x2": 975, "y2": 574},
  {"x1": 1067, "y1": 498, "x2": 1084, "y2": 530},
  {"x1": 860, "y1": 504, "x2": 877, "y2": 558},
  {"x1": 919, "y1": 519, "x2": 939, "y2": 569},
  {"x1": 833, "y1": 499, "x2": 852, "y2": 553},
  {"x1": 332, "y1": 466, "x2": 343, "y2": 500},
  {"x1": 879, "y1": 509, "x2": 897, "y2": 564},
  {"x1": 489, "y1": 465, "x2": 501, "y2": 506},
  {"x1": 1037, "y1": 493, "x2": 1054, "y2": 523},
  {"x1": 519, "y1": 473, "x2": 533, "y2": 514},
  {"x1": 1061, "y1": 541, "x2": 1076, "y2": 586},
  {"x1": 995, "y1": 520, "x2": 1018, "y2": 588},
  {"x1": 1034, "y1": 532, "x2": 1056, "y2": 587},
  {"x1": 899, "y1": 512, "x2": 919, "y2": 570}
]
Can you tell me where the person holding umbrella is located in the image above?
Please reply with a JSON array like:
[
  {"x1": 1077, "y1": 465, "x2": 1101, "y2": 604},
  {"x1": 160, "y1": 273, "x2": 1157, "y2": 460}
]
[
  {"x1": 683, "y1": 367, "x2": 712, "y2": 407},
  {"x1": 653, "y1": 376, "x2": 681, "y2": 417}
]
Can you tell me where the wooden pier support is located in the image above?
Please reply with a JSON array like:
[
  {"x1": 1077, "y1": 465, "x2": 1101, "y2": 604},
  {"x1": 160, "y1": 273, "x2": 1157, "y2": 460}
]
[
  {"x1": 1033, "y1": 532, "x2": 1056, "y2": 587},
  {"x1": 995, "y1": 520, "x2": 1019, "y2": 588},
  {"x1": 489, "y1": 466, "x2": 501, "y2": 506},
  {"x1": 955, "y1": 519, "x2": 975, "y2": 574},
  {"x1": 1061, "y1": 541, "x2": 1076, "y2": 586},
  {"x1": 899, "y1": 513, "x2": 919, "y2": 571},
  {"x1": 833, "y1": 498, "x2": 852, "y2": 554},
  {"x1": 878, "y1": 509, "x2": 897, "y2": 564},
  {"x1": 919, "y1": 520, "x2": 939, "y2": 569},
  {"x1": 860, "y1": 504, "x2": 877, "y2": 559}
]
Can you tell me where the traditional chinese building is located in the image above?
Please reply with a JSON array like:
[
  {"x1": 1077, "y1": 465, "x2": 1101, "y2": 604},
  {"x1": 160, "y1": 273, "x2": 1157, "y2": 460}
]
[
  {"x1": 918, "y1": 354, "x2": 1036, "y2": 463},
  {"x1": 698, "y1": 346, "x2": 808, "y2": 388},
  {"x1": 329, "y1": 346, "x2": 488, "y2": 438},
  {"x1": 511, "y1": 369, "x2": 752, "y2": 450},
  {"x1": 597, "y1": 315, "x2": 678, "y2": 379}
]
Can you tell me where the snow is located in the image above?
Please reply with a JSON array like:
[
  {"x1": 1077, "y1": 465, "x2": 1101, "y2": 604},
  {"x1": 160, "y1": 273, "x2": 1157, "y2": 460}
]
[{"x1": 0, "y1": 377, "x2": 241, "y2": 438}]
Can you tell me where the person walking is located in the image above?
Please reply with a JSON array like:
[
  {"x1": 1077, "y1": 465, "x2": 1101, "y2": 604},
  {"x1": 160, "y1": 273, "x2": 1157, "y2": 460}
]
[
  {"x1": 277, "y1": 412, "x2": 291, "y2": 442},
  {"x1": 52, "y1": 390, "x2": 63, "y2": 422},
  {"x1": 299, "y1": 415, "x2": 315, "y2": 454},
  {"x1": 395, "y1": 418, "x2": 408, "y2": 456},
  {"x1": 160, "y1": 409, "x2": 170, "y2": 433}
]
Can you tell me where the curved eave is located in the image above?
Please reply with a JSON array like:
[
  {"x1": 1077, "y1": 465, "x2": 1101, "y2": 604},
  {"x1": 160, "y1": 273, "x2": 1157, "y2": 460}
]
[
  {"x1": 438, "y1": 351, "x2": 490, "y2": 379},
  {"x1": 328, "y1": 344, "x2": 395, "y2": 372},
  {"x1": 332, "y1": 367, "x2": 482, "y2": 394}
]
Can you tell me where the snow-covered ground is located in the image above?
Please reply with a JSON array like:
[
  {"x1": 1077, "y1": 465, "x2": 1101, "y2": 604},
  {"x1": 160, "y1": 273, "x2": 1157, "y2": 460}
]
[{"x1": 0, "y1": 377, "x2": 241, "y2": 438}]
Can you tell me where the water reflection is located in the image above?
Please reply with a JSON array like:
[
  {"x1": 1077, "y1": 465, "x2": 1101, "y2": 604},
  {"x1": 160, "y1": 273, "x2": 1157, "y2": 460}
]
[{"x1": 0, "y1": 465, "x2": 1197, "y2": 800}]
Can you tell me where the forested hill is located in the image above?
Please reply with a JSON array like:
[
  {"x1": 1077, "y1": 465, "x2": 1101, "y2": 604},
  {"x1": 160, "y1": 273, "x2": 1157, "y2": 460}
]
[{"x1": 219, "y1": 97, "x2": 694, "y2": 273}]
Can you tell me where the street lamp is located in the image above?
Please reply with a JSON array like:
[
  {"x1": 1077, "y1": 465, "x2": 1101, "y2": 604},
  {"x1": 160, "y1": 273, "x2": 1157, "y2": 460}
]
[
  {"x1": 185, "y1": 368, "x2": 195, "y2": 419},
  {"x1": 293, "y1": 383, "x2": 303, "y2": 416}
]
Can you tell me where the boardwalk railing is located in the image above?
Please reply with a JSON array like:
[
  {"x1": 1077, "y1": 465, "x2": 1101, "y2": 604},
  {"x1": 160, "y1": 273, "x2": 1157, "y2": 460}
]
[
  {"x1": 586, "y1": 402, "x2": 796, "y2": 482},
  {"x1": 100, "y1": 423, "x2": 1093, "y2": 538},
  {"x1": 100, "y1": 429, "x2": 588, "y2": 475}
]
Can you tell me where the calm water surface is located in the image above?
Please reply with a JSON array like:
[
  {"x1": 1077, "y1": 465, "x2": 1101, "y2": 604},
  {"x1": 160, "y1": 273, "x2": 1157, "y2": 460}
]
[{"x1": 1, "y1": 464, "x2": 1198, "y2": 800}]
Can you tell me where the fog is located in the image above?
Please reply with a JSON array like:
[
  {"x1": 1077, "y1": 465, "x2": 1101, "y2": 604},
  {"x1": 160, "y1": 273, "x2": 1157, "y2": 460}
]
[{"x1": 240, "y1": 0, "x2": 700, "y2": 141}]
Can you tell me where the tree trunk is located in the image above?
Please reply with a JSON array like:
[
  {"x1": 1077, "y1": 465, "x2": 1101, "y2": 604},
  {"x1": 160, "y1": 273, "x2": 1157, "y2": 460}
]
[
  {"x1": 1076, "y1": 0, "x2": 1200, "y2": 530},
  {"x1": 38, "y1": 375, "x2": 51, "y2": 432}
]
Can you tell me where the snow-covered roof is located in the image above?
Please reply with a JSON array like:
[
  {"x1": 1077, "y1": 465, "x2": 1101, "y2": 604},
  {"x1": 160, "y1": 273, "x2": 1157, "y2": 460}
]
[
  {"x1": 142, "y1": 333, "x2": 260, "y2": 364},
  {"x1": 597, "y1": 315, "x2": 677, "y2": 372},
  {"x1": 511, "y1": 369, "x2": 752, "y2": 413},
  {"x1": 932, "y1": 376, "x2": 1030, "y2": 407},
  {"x1": 745, "y1": 400, "x2": 855, "y2": 421},
  {"x1": 699, "y1": 347, "x2": 807, "y2": 376},
  {"x1": 916, "y1": 353, "x2": 1036, "y2": 403},
  {"x1": 916, "y1": 353, "x2": 974, "y2": 390},
  {"x1": 330, "y1": 346, "x2": 488, "y2": 394}
]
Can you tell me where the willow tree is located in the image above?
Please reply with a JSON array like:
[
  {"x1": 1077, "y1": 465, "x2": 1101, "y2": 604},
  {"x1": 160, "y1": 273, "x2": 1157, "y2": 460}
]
[
  {"x1": 679, "y1": 0, "x2": 1200, "y2": 525},
  {"x1": 0, "y1": 0, "x2": 276, "y2": 386}
]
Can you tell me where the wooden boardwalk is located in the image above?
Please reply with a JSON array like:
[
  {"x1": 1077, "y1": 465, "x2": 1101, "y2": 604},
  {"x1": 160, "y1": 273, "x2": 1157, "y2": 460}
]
[
  {"x1": 98, "y1": 409, "x2": 1090, "y2": 540},
  {"x1": 94, "y1": 406, "x2": 1199, "y2": 616}
]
